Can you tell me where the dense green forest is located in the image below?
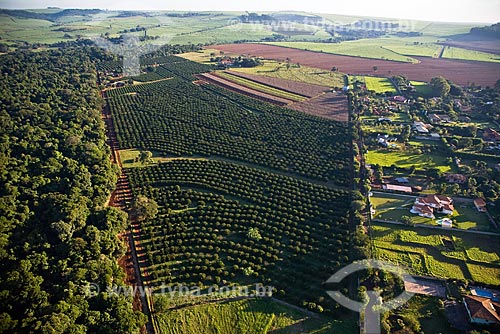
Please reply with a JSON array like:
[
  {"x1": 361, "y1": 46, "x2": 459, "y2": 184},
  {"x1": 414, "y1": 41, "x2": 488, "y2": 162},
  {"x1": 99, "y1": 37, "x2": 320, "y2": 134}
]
[{"x1": 0, "y1": 49, "x2": 146, "y2": 333}]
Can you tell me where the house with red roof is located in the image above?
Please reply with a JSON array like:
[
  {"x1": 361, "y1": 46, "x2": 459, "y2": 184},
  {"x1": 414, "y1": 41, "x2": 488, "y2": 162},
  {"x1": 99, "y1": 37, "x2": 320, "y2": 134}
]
[
  {"x1": 474, "y1": 198, "x2": 487, "y2": 212},
  {"x1": 411, "y1": 195, "x2": 454, "y2": 218},
  {"x1": 410, "y1": 203, "x2": 435, "y2": 219},
  {"x1": 464, "y1": 295, "x2": 500, "y2": 326}
]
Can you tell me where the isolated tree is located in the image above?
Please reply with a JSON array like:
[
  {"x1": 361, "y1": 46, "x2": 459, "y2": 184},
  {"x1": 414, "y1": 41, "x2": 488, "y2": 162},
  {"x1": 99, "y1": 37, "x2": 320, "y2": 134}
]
[
  {"x1": 130, "y1": 195, "x2": 158, "y2": 221},
  {"x1": 0, "y1": 43, "x2": 8, "y2": 53},
  {"x1": 247, "y1": 227, "x2": 262, "y2": 241},
  {"x1": 373, "y1": 65, "x2": 378, "y2": 72},
  {"x1": 401, "y1": 216, "x2": 414, "y2": 226},
  {"x1": 331, "y1": 66, "x2": 338, "y2": 73},
  {"x1": 373, "y1": 164, "x2": 384, "y2": 183},
  {"x1": 400, "y1": 125, "x2": 411, "y2": 142},
  {"x1": 138, "y1": 150, "x2": 153, "y2": 164}
]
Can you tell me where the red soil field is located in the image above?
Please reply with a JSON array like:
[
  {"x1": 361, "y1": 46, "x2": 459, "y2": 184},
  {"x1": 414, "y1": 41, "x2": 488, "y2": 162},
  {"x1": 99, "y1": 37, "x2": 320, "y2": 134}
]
[
  {"x1": 211, "y1": 44, "x2": 500, "y2": 87},
  {"x1": 226, "y1": 70, "x2": 329, "y2": 98},
  {"x1": 196, "y1": 72, "x2": 293, "y2": 105},
  {"x1": 289, "y1": 92, "x2": 349, "y2": 122}
]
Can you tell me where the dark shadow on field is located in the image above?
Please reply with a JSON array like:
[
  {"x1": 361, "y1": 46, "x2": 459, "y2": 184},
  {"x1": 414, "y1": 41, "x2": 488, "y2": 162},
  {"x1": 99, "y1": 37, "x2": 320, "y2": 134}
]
[{"x1": 393, "y1": 239, "x2": 474, "y2": 281}]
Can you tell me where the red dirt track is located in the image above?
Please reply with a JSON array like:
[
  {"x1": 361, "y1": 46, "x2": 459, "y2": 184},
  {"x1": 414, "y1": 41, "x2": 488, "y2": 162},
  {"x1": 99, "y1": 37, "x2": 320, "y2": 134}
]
[{"x1": 212, "y1": 44, "x2": 500, "y2": 87}]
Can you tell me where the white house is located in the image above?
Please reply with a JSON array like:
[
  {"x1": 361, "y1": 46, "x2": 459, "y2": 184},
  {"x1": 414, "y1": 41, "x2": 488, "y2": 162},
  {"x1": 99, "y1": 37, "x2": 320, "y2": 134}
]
[{"x1": 410, "y1": 203, "x2": 435, "y2": 219}]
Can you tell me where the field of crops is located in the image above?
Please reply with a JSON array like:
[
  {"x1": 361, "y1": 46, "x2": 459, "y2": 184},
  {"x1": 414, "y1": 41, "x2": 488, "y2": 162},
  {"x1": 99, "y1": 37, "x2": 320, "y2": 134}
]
[
  {"x1": 228, "y1": 60, "x2": 346, "y2": 88},
  {"x1": 127, "y1": 158, "x2": 352, "y2": 306},
  {"x1": 225, "y1": 71, "x2": 327, "y2": 98},
  {"x1": 210, "y1": 71, "x2": 307, "y2": 102},
  {"x1": 154, "y1": 298, "x2": 356, "y2": 334},
  {"x1": 213, "y1": 44, "x2": 500, "y2": 86},
  {"x1": 264, "y1": 41, "x2": 418, "y2": 63},
  {"x1": 441, "y1": 46, "x2": 500, "y2": 63},
  {"x1": 107, "y1": 57, "x2": 352, "y2": 183},
  {"x1": 372, "y1": 223, "x2": 500, "y2": 285},
  {"x1": 107, "y1": 56, "x2": 355, "y2": 315}
]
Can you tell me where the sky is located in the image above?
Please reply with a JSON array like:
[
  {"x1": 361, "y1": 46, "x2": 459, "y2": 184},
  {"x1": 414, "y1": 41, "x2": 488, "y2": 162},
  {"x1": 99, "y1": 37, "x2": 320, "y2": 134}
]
[{"x1": 0, "y1": 0, "x2": 499, "y2": 23}]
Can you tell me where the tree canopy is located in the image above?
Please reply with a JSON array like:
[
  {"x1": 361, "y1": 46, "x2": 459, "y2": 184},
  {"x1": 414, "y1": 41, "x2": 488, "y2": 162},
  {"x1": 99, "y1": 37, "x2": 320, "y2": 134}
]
[{"x1": 0, "y1": 47, "x2": 146, "y2": 333}]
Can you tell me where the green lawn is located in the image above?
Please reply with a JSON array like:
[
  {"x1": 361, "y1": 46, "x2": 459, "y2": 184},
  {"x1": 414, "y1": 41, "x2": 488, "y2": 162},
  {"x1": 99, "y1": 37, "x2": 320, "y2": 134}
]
[
  {"x1": 154, "y1": 298, "x2": 357, "y2": 334},
  {"x1": 365, "y1": 149, "x2": 454, "y2": 172},
  {"x1": 372, "y1": 222, "x2": 500, "y2": 285},
  {"x1": 410, "y1": 81, "x2": 433, "y2": 96},
  {"x1": 118, "y1": 149, "x2": 206, "y2": 168},
  {"x1": 371, "y1": 193, "x2": 492, "y2": 231},
  {"x1": 350, "y1": 76, "x2": 397, "y2": 93}
]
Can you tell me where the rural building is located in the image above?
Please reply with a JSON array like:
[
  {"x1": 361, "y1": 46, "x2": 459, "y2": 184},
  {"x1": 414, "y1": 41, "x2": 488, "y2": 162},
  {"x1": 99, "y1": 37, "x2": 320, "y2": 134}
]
[
  {"x1": 413, "y1": 121, "x2": 431, "y2": 134},
  {"x1": 474, "y1": 198, "x2": 487, "y2": 212},
  {"x1": 483, "y1": 128, "x2": 500, "y2": 142},
  {"x1": 382, "y1": 184, "x2": 413, "y2": 193},
  {"x1": 429, "y1": 133, "x2": 440, "y2": 139},
  {"x1": 390, "y1": 95, "x2": 407, "y2": 103},
  {"x1": 376, "y1": 134, "x2": 397, "y2": 148},
  {"x1": 463, "y1": 295, "x2": 500, "y2": 326},
  {"x1": 411, "y1": 195, "x2": 454, "y2": 218},
  {"x1": 437, "y1": 218, "x2": 453, "y2": 228},
  {"x1": 446, "y1": 173, "x2": 467, "y2": 184},
  {"x1": 411, "y1": 203, "x2": 435, "y2": 218},
  {"x1": 428, "y1": 114, "x2": 451, "y2": 124}
]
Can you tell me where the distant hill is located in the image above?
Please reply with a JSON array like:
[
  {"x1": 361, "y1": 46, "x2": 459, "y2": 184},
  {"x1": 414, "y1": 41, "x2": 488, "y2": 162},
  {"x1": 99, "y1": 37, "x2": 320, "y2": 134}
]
[
  {"x1": 0, "y1": 8, "x2": 101, "y2": 21},
  {"x1": 470, "y1": 22, "x2": 500, "y2": 38}
]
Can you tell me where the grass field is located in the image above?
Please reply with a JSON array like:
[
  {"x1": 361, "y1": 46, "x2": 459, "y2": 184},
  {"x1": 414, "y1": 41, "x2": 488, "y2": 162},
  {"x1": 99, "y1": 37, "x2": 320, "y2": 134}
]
[
  {"x1": 441, "y1": 46, "x2": 500, "y2": 63},
  {"x1": 371, "y1": 193, "x2": 491, "y2": 231},
  {"x1": 214, "y1": 71, "x2": 308, "y2": 101},
  {"x1": 169, "y1": 24, "x2": 275, "y2": 45},
  {"x1": 231, "y1": 61, "x2": 345, "y2": 87},
  {"x1": 154, "y1": 298, "x2": 357, "y2": 334},
  {"x1": 118, "y1": 149, "x2": 206, "y2": 168},
  {"x1": 410, "y1": 81, "x2": 433, "y2": 96},
  {"x1": 350, "y1": 75, "x2": 397, "y2": 93},
  {"x1": 177, "y1": 49, "x2": 221, "y2": 64},
  {"x1": 372, "y1": 222, "x2": 500, "y2": 285},
  {"x1": 365, "y1": 149, "x2": 454, "y2": 173},
  {"x1": 264, "y1": 41, "x2": 418, "y2": 63}
]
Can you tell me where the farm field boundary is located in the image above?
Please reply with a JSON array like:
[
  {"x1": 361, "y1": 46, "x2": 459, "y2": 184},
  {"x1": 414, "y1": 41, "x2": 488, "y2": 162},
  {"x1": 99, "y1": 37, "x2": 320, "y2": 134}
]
[{"x1": 211, "y1": 43, "x2": 500, "y2": 86}]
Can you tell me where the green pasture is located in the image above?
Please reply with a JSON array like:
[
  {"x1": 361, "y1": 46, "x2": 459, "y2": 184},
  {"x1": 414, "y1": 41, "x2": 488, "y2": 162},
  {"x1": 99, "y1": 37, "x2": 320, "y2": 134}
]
[
  {"x1": 372, "y1": 222, "x2": 500, "y2": 285},
  {"x1": 155, "y1": 298, "x2": 356, "y2": 334}
]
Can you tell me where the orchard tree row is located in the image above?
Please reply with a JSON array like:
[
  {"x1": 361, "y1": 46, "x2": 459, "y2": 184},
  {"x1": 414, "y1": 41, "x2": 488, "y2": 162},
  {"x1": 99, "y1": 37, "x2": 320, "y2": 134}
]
[
  {"x1": 126, "y1": 159, "x2": 358, "y2": 312},
  {"x1": 107, "y1": 76, "x2": 352, "y2": 185}
]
